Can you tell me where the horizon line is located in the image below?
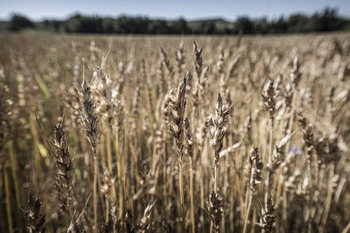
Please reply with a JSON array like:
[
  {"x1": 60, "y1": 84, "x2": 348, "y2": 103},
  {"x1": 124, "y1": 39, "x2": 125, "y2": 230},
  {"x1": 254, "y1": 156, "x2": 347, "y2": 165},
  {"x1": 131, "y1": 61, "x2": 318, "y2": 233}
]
[{"x1": 1, "y1": 6, "x2": 349, "y2": 22}]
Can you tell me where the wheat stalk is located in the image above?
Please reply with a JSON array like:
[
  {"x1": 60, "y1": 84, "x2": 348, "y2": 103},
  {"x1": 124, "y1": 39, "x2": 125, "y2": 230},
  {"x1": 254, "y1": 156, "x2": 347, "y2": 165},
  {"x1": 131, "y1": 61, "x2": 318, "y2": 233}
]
[{"x1": 79, "y1": 77, "x2": 99, "y2": 233}]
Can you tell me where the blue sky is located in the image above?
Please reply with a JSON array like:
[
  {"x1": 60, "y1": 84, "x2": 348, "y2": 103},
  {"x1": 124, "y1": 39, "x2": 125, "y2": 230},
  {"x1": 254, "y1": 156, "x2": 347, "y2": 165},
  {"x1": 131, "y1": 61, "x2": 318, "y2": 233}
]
[{"x1": 1, "y1": 0, "x2": 350, "y2": 21}]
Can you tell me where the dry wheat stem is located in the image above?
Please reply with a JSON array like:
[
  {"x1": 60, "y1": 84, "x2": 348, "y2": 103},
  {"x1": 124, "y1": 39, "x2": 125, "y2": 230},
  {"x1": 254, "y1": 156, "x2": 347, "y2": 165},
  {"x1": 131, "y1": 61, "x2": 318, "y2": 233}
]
[
  {"x1": 79, "y1": 78, "x2": 99, "y2": 233},
  {"x1": 168, "y1": 76, "x2": 187, "y2": 231}
]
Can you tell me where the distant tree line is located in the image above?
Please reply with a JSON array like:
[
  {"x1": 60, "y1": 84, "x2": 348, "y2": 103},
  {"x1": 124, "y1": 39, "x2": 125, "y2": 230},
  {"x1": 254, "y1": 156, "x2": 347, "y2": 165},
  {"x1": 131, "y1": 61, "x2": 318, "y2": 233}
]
[{"x1": 5, "y1": 7, "x2": 350, "y2": 34}]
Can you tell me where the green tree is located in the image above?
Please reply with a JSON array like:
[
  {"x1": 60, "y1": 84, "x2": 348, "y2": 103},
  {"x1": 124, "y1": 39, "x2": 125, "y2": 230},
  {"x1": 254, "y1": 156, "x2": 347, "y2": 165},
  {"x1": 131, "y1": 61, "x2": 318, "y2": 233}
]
[
  {"x1": 9, "y1": 13, "x2": 35, "y2": 31},
  {"x1": 172, "y1": 18, "x2": 189, "y2": 34},
  {"x1": 234, "y1": 17, "x2": 253, "y2": 34}
]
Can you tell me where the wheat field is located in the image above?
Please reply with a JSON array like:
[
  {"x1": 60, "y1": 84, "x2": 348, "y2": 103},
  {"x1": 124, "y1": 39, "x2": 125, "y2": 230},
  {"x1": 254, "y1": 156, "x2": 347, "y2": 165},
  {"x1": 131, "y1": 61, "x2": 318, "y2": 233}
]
[{"x1": 0, "y1": 32, "x2": 349, "y2": 233}]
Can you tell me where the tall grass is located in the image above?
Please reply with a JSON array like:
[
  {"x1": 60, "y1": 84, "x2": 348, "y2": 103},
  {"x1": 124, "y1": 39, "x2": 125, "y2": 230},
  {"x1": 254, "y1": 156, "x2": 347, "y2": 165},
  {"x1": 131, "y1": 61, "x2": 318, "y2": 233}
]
[{"x1": 0, "y1": 33, "x2": 349, "y2": 233}]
